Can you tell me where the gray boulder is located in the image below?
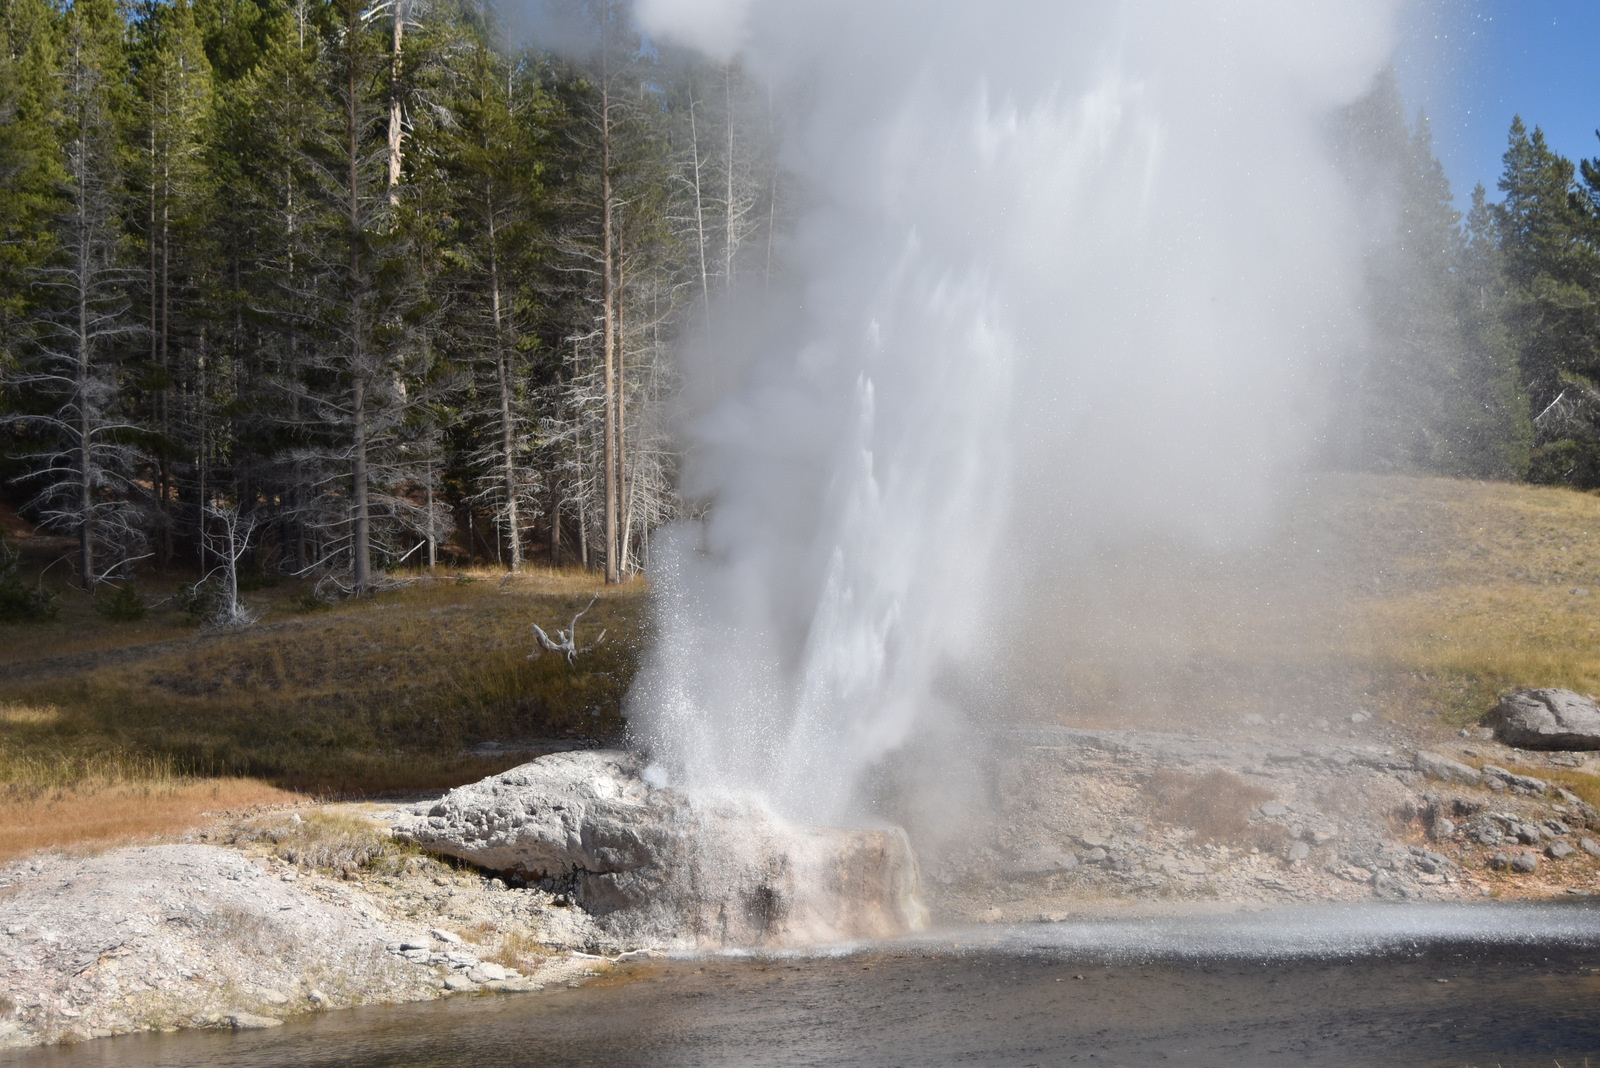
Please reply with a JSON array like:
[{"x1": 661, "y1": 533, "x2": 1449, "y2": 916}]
[
  {"x1": 1496, "y1": 689, "x2": 1600, "y2": 750},
  {"x1": 1414, "y1": 751, "x2": 1482, "y2": 786},
  {"x1": 391, "y1": 750, "x2": 927, "y2": 949}
]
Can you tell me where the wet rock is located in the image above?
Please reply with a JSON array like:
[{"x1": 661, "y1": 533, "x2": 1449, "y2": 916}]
[
  {"x1": 1413, "y1": 751, "x2": 1482, "y2": 786},
  {"x1": 1512, "y1": 852, "x2": 1540, "y2": 874},
  {"x1": 1548, "y1": 841, "x2": 1576, "y2": 860},
  {"x1": 1496, "y1": 689, "x2": 1600, "y2": 750},
  {"x1": 392, "y1": 750, "x2": 927, "y2": 949},
  {"x1": 225, "y1": 1012, "x2": 282, "y2": 1030}
]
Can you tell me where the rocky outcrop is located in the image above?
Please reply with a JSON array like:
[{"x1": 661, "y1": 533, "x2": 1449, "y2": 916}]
[
  {"x1": 1496, "y1": 689, "x2": 1600, "y2": 750},
  {"x1": 390, "y1": 750, "x2": 928, "y2": 949},
  {"x1": 1414, "y1": 750, "x2": 1482, "y2": 785}
]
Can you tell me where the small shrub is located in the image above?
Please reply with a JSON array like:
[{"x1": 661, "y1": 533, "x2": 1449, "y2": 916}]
[
  {"x1": 236, "y1": 567, "x2": 281, "y2": 592},
  {"x1": 290, "y1": 589, "x2": 332, "y2": 613},
  {"x1": 177, "y1": 578, "x2": 225, "y2": 623},
  {"x1": 95, "y1": 583, "x2": 147, "y2": 622},
  {"x1": 1145, "y1": 769, "x2": 1286, "y2": 850},
  {"x1": 0, "y1": 539, "x2": 56, "y2": 623}
]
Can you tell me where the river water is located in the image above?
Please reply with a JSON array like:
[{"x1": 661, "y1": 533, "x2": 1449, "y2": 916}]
[{"x1": 9, "y1": 903, "x2": 1600, "y2": 1067}]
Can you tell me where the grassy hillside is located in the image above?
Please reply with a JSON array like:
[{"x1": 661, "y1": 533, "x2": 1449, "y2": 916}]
[
  {"x1": 1012, "y1": 473, "x2": 1600, "y2": 735},
  {"x1": 8, "y1": 472, "x2": 1600, "y2": 857},
  {"x1": 0, "y1": 567, "x2": 647, "y2": 805}
]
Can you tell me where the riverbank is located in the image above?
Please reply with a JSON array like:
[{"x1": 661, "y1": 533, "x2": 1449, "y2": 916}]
[
  {"x1": 6, "y1": 714, "x2": 1600, "y2": 1050},
  {"x1": 0, "y1": 809, "x2": 628, "y2": 1050}
]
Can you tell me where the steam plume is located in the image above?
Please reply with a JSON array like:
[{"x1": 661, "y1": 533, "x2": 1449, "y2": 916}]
[{"x1": 628, "y1": 0, "x2": 1403, "y2": 825}]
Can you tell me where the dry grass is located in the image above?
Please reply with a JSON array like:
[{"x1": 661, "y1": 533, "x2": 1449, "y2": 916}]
[
  {"x1": 0, "y1": 776, "x2": 298, "y2": 863},
  {"x1": 0, "y1": 570, "x2": 648, "y2": 796},
  {"x1": 1144, "y1": 769, "x2": 1287, "y2": 850},
  {"x1": 482, "y1": 930, "x2": 553, "y2": 974},
  {"x1": 1011, "y1": 473, "x2": 1600, "y2": 733},
  {"x1": 230, "y1": 810, "x2": 421, "y2": 876}
]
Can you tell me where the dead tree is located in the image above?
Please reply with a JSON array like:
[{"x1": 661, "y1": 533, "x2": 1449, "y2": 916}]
[{"x1": 530, "y1": 593, "x2": 606, "y2": 665}]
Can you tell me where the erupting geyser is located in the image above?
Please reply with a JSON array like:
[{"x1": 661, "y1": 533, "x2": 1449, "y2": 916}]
[{"x1": 627, "y1": 0, "x2": 1403, "y2": 825}]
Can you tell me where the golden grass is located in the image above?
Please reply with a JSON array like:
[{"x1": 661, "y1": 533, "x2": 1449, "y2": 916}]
[
  {"x1": 1013, "y1": 473, "x2": 1600, "y2": 733},
  {"x1": 0, "y1": 777, "x2": 299, "y2": 863},
  {"x1": 0, "y1": 569, "x2": 649, "y2": 796},
  {"x1": 229, "y1": 810, "x2": 421, "y2": 876}
]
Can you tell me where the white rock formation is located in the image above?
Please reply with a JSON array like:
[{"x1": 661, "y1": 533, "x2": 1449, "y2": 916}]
[{"x1": 391, "y1": 750, "x2": 928, "y2": 948}]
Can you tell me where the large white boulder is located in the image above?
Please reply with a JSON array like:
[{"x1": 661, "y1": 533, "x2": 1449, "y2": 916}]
[{"x1": 391, "y1": 750, "x2": 927, "y2": 948}]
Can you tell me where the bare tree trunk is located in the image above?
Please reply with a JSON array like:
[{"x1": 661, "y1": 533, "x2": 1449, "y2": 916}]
[
  {"x1": 615, "y1": 257, "x2": 629, "y2": 576},
  {"x1": 600, "y1": 43, "x2": 619, "y2": 585},
  {"x1": 578, "y1": 503, "x2": 588, "y2": 569},
  {"x1": 724, "y1": 64, "x2": 735, "y2": 287},
  {"x1": 689, "y1": 95, "x2": 711, "y2": 322},
  {"x1": 424, "y1": 463, "x2": 437, "y2": 570},
  {"x1": 387, "y1": 1, "x2": 404, "y2": 206},
  {"x1": 351, "y1": 373, "x2": 371, "y2": 590},
  {"x1": 158, "y1": 164, "x2": 172, "y2": 566},
  {"x1": 549, "y1": 494, "x2": 561, "y2": 565},
  {"x1": 76, "y1": 228, "x2": 93, "y2": 588},
  {"x1": 489, "y1": 204, "x2": 521, "y2": 571},
  {"x1": 195, "y1": 330, "x2": 208, "y2": 575},
  {"x1": 348, "y1": 29, "x2": 372, "y2": 593}
]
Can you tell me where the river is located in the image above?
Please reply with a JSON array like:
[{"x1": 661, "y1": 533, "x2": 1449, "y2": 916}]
[{"x1": 9, "y1": 902, "x2": 1600, "y2": 1067}]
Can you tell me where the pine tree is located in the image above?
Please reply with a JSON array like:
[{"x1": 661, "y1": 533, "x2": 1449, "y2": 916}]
[
  {"x1": 130, "y1": 0, "x2": 214, "y2": 566},
  {"x1": 5, "y1": 0, "x2": 148, "y2": 585}
]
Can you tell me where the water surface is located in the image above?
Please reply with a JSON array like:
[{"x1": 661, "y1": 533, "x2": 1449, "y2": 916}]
[{"x1": 11, "y1": 903, "x2": 1600, "y2": 1068}]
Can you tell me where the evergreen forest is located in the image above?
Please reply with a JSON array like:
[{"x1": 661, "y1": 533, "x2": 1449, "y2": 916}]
[{"x1": 1, "y1": 0, "x2": 1598, "y2": 597}]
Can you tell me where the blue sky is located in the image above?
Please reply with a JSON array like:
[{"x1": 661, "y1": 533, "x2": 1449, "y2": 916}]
[{"x1": 1395, "y1": 1, "x2": 1600, "y2": 206}]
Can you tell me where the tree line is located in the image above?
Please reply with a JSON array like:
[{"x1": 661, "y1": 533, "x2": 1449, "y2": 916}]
[
  {"x1": 1330, "y1": 70, "x2": 1600, "y2": 490},
  {"x1": 0, "y1": 0, "x2": 778, "y2": 593},
  {"x1": 6, "y1": 19, "x2": 1600, "y2": 600}
]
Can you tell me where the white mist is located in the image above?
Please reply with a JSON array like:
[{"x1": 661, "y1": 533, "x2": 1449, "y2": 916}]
[{"x1": 627, "y1": 0, "x2": 1402, "y2": 825}]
